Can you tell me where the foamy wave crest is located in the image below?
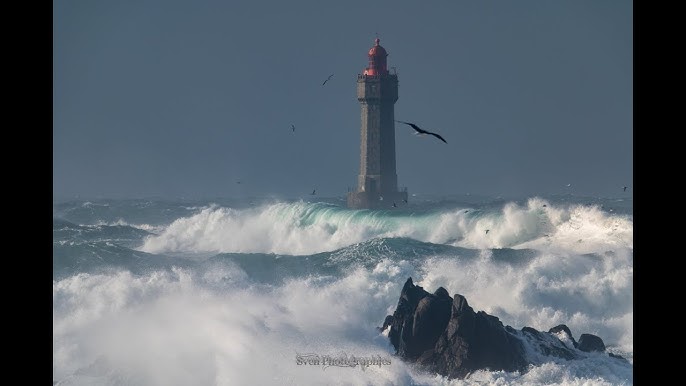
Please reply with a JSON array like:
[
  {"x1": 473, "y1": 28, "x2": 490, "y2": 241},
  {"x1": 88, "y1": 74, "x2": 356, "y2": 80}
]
[
  {"x1": 53, "y1": 249, "x2": 632, "y2": 385},
  {"x1": 93, "y1": 219, "x2": 164, "y2": 233},
  {"x1": 509, "y1": 198, "x2": 633, "y2": 254},
  {"x1": 139, "y1": 199, "x2": 632, "y2": 255},
  {"x1": 431, "y1": 197, "x2": 632, "y2": 254}
]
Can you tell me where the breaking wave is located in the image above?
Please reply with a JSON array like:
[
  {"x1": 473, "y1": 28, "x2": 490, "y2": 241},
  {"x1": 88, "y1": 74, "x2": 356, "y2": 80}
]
[{"x1": 140, "y1": 198, "x2": 632, "y2": 255}]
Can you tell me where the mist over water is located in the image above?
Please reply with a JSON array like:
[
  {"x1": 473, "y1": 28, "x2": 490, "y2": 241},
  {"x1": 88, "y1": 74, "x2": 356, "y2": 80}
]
[{"x1": 53, "y1": 195, "x2": 633, "y2": 385}]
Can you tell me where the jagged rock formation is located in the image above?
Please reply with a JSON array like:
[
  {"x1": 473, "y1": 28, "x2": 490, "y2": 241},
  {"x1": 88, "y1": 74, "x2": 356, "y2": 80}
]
[{"x1": 380, "y1": 278, "x2": 625, "y2": 379}]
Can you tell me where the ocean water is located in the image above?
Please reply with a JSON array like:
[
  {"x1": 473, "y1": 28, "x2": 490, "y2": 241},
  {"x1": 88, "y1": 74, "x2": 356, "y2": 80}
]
[{"x1": 53, "y1": 194, "x2": 633, "y2": 385}]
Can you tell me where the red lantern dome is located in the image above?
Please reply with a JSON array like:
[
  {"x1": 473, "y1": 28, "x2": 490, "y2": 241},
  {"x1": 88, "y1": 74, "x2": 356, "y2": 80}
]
[{"x1": 364, "y1": 38, "x2": 389, "y2": 76}]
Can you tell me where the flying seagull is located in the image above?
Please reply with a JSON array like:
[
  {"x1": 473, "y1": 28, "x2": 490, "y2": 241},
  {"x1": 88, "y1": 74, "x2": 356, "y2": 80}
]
[
  {"x1": 311, "y1": 189, "x2": 316, "y2": 195},
  {"x1": 291, "y1": 124, "x2": 295, "y2": 132},
  {"x1": 623, "y1": 186, "x2": 628, "y2": 192},
  {"x1": 566, "y1": 183, "x2": 571, "y2": 187},
  {"x1": 395, "y1": 120, "x2": 447, "y2": 144},
  {"x1": 485, "y1": 229, "x2": 490, "y2": 234},
  {"x1": 392, "y1": 202, "x2": 397, "y2": 208},
  {"x1": 322, "y1": 74, "x2": 334, "y2": 86}
]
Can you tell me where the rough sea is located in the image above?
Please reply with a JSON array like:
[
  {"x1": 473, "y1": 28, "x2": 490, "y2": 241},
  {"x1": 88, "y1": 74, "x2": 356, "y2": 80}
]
[{"x1": 53, "y1": 194, "x2": 633, "y2": 385}]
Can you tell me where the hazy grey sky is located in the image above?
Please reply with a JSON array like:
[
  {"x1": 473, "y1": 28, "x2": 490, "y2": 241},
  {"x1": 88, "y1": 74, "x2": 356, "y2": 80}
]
[{"x1": 53, "y1": 0, "x2": 632, "y2": 200}]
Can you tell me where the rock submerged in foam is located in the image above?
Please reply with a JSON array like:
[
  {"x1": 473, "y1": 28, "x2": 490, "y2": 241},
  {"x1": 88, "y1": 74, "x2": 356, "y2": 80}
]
[{"x1": 380, "y1": 277, "x2": 626, "y2": 379}]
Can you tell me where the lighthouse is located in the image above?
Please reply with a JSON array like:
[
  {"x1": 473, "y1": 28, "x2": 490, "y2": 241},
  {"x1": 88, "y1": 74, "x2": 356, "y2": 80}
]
[{"x1": 347, "y1": 38, "x2": 408, "y2": 209}]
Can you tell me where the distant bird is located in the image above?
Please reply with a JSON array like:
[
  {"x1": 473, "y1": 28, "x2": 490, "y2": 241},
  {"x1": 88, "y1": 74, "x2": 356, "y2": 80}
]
[
  {"x1": 403, "y1": 198, "x2": 408, "y2": 203},
  {"x1": 485, "y1": 229, "x2": 490, "y2": 234},
  {"x1": 392, "y1": 202, "x2": 397, "y2": 208},
  {"x1": 291, "y1": 124, "x2": 295, "y2": 132},
  {"x1": 542, "y1": 204, "x2": 547, "y2": 207},
  {"x1": 379, "y1": 196, "x2": 384, "y2": 201},
  {"x1": 566, "y1": 184, "x2": 571, "y2": 187},
  {"x1": 623, "y1": 186, "x2": 628, "y2": 192},
  {"x1": 322, "y1": 74, "x2": 334, "y2": 86},
  {"x1": 311, "y1": 189, "x2": 316, "y2": 195},
  {"x1": 236, "y1": 181, "x2": 242, "y2": 184},
  {"x1": 464, "y1": 210, "x2": 469, "y2": 213},
  {"x1": 395, "y1": 120, "x2": 447, "y2": 144}
]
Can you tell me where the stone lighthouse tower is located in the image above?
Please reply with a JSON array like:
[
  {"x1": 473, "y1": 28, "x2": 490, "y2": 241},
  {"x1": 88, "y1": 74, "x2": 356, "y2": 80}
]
[{"x1": 347, "y1": 38, "x2": 408, "y2": 209}]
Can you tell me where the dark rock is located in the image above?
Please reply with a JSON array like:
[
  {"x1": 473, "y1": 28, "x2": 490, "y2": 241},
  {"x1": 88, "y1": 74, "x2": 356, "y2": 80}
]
[
  {"x1": 386, "y1": 279, "x2": 527, "y2": 379},
  {"x1": 382, "y1": 278, "x2": 623, "y2": 380},
  {"x1": 411, "y1": 289, "x2": 452, "y2": 356},
  {"x1": 421, "y1": 295, "x2": 528, "y2": 379},
  {"x1": 434, "y1": 286, "x2": 450, "y2": 299},
  {"x1": 548, "y1": 324, "x2": 578, "y2": 348},
  {"x1": 387, "y1": 278, "x2": 452, "y2": 359},
  {"x1": 379, "y1": 314, "x2": 394, "y2": 332},
  {"x1": 578, "y1": 334, "x2": 606, "y2": 352},
  {"x1": 387, "y1": 277, "x2": 430, "y2": 358}
]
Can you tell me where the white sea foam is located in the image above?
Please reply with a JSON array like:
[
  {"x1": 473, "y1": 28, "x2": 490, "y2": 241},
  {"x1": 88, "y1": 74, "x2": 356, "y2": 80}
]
[
  {"x1": 53, "y1": 248, "x2": 632, "y2": 385},
  {"x1": 139, "y1": 199, "x2": 632, "y2": 255},
  {"x1": 92, "y1": 219, "x2": 164, "y2": 233}
]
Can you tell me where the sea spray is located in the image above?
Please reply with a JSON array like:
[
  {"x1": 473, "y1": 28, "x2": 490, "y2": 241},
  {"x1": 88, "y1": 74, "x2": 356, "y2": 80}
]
[
  {"x1": 139, "y1": 199, "x2": 632, "y2": 255},
  {"x1": 54, "y1": 196, "x2": 632, "y2": 385}
]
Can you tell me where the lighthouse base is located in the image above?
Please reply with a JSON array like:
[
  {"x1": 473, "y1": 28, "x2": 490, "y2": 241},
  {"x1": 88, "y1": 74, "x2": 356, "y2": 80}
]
[{"x1": 347, "y1": 190, "x2": 408, "y2": 210}]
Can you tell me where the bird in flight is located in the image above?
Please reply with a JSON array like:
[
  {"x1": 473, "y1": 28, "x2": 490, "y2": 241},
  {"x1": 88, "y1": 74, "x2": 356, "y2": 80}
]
[
  {"x1": 392, "y1": 202, "x2": 397, "y2": 208},
  {"x1": 395, "y1": 120, "x2": 447, "y2": 144},
  {"x1": 311, "y1": 189, "x2": 316, "y2": 195},
  {"x1": 485, "y1": 229, "x2": 490, "y2": 234},
  {"x1": 623, "y1": 186, "x2": 628, "y2": 192},
  {"x1": 322, "y1": 74, "x2": 334, "y2": 86},
  {"x1": 291, "y1": 124, "x2": 295, "y2": 132},
  {"x1": 403, "y1": 198, "x2": 408, "y2": 203}
]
